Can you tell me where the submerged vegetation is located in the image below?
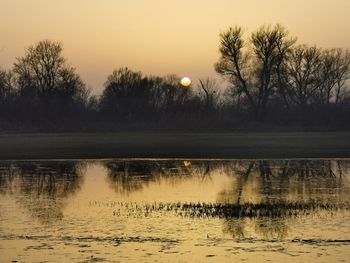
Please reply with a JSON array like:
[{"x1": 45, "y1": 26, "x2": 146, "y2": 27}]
[{"x1": 1, "y1": 25, "x2": 350, "y2": 131}]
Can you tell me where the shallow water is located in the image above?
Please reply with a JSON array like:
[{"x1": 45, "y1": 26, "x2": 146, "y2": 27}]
[{"x1": 1, "y1": 159, "x2": 350, "y2": 262}]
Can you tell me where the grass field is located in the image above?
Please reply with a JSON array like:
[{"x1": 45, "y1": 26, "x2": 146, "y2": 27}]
[{"x1": 0, "y1": 132, "x2": 349, "y2": 160}]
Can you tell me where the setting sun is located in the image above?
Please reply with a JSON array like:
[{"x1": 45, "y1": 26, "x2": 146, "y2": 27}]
[{"x1": 180, "y1": 77, "x2": 191, "y2": 87}]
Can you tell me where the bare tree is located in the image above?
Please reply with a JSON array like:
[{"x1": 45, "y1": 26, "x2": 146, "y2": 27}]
[
  {"x1": 0, "y1": 69, "x2": 15, "y2": 120},
  {"x1": 286, "y1": 45, "x2": 323, "y2": 107},
  {"x1": 286, "y1": 46, "x2": 350, "y2": 108},
  {"x1": 100, "y1": 67, "x2": 152, "y2": 120},
  {"x1": 14, "y1": 40, "x2": 65, "y2": 97},
  {"x1": 317, "y1": 48, "x2": 350, "y2": 105},
  {"x1": 215, "y1": 24, "x2": 295, "y2": 118},
  {"x1": 251, "y1": 25, "x2": 296, "y2": 116},
  {"x1": 0, "y1": 69, "x2": 14, "y2": 103},
  {"x1": 198, "y1": 78, "x2": 220, "y2": 111},
  {"x1": 14, "y1": 40, "x2": 88, "y2": 100},
  {"x1": 215, "y1": 26, "x2": 254, "y2": 110},
  {"x1": 12, "y1": 40, "x2": 90, "y2": 120}
]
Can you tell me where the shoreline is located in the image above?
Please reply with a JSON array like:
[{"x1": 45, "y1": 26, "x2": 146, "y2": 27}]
[{"x1": 0, "y1": 132, "x2": 349, "y2": 160}]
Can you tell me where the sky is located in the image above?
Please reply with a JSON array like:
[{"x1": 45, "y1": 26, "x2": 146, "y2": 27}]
[{"x1": 1, "y1": 0, "x2": 350, "y2": 93}]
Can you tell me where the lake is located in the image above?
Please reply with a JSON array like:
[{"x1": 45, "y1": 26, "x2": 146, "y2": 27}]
[{"x1": 1, "y1": 159, "x2": 350, "y2": 262}]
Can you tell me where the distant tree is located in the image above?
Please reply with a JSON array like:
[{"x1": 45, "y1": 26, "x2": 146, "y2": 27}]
[
  {"x1": 316, "y1": 48, "x2": 350, "y2": 106},
  {"x1": 0, "y1": 69, "x2": 15, "y2": 120},
  {"x1": 14, "y1": 40, "x2": 65, "y2": 97},
  {"x1": 144, "y1": 75, "x2": 186, "y2": 112},
  {"x1": 100, "y1": 67, "x2": 197, "y2": 123},
  {"x1": 154, "y1": 74, "x2": 192, "y2": 113},
  {"x1": 285, "y1": 46, "x2": 350, "y2": 109},
  {"x1": 13, "y1": 40, "x2": 90, "y2": 120},
  {"x1": 198, "y1": 78, "x2": 221, "y2": 112},
  {"x1": 100, "y1": 67, "x2": 153, "y2": 120},
  {"x1": 285, "y1": 45, "x2": 323, "y2": 107},
  {"x1": 0, "y1": 69, "x2": 14, "y2": 103},
  {"x1": 215, "y1": 24, "x2": 296, "y2": 118}
]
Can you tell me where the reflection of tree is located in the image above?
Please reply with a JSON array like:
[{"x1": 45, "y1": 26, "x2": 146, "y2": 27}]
[
  {"x1": 104, "y1": 160, "x2": 220, "y2": 195},
  {"x1": 0, "y1": 161, "x2": 85, "y2": 224},
  {"x1": 105, "y1": 161, "x2": 162, "y2": 195},
  {"x1": 219, "y1": 160, "x2": 350, "y2": 204},
  {"x1": 223, "y1": 218, "x2": 246, "y2": 239},
  {"x1": 223, "y1": 217, "x2": 289, "y2": 240},
  {"x1": 219, "y1": 160, "x2": 350, "y2": 239},
  {"x1": 254, "y1": 217, "x2": 289, "y2": 239}
]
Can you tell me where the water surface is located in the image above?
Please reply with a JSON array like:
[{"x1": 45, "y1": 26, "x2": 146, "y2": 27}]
[{"x1": 1, "y1": 159, "x2": 350, "y2": 262}]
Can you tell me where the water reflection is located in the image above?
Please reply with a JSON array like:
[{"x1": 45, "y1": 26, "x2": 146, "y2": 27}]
[
  {"x1": 105, "y1": 160, "x2": 164, "y2": 195},
  {"x1": 104, "y1": 159, "x2": 350, "y2": 203},
  {"x1": 0, "y1": 160, "x2": 350, "y2": 243},
  {"x1": 104, "y1": 159, "x2": 350, "y2": 239},
  {"x1": 218, "y1": 160, "x2": 350, "y2": 239},
  {"x1": 0, "y1": 161, "x2": 85, "y2": 224},
  {"x1": 218, "y1": 160, "x2": 349, "y2": 204},
  {"x1": 1, "y1": 159, "x2": 350, "y2": 262},
  {"x1": 105, "y1": 160, "x2": 215, "y2": 195}
]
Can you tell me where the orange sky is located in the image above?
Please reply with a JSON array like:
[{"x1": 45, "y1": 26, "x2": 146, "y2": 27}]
[{"x1": 1, "y1": 0, "x2": 350, "y2": 93}]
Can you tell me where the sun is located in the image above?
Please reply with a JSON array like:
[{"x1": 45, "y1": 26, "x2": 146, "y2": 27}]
[{"x1": 180, "y1": 77, "x2": 191, "y2": 87}]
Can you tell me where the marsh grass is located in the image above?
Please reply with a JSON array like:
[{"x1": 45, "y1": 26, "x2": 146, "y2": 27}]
[{"x1": 112, "y1": 201, "x2": 350, "y2": 219}]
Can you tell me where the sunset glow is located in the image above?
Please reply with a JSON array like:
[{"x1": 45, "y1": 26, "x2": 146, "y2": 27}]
[{"x1": 0, "y1": 0, "x2": 349, "y2": 92}]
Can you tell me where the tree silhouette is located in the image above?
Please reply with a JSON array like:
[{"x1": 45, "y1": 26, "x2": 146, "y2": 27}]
[
  {"x1": 317, "y1": 48, "x2": 350, "y2": 106},
  {"x1": 0, "y1": 27, "x2": 349, "y2": 131},
  {"x1": 100, "y1": 68, "x2": 196, "y2": 124},
  {"x1": 198, "y1": 78, "x2": 221, "y2": 113},
  {"x1": 286, "y1": 45, "x2": 323, "y2": 107},
  {"x1": 100, "y1": 67, "x2": 144, "y2": 120},
  {"x1": 13, "y1": 40, "x2": 90, "y2": 122},
  {"x1": 0, "y1": 69, "x2": 15, "y2": 121},
  {"x1": 215, "y1": 24, "x2": 296, "y2": 118}
]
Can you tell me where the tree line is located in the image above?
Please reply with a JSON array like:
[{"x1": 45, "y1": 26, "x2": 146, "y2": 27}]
[{"x1": 1, "y1": 24, "x2": 350, "y2": 131}]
